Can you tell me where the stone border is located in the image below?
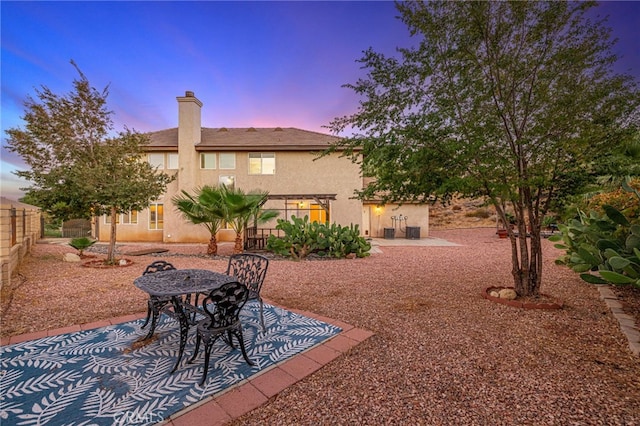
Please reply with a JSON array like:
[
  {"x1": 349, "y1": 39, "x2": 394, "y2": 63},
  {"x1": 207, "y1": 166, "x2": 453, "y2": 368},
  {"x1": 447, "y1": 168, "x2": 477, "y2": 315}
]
[
  {"x1": 481, "y1": 286, "x2": 564, "y2": 310},
  {"x1": 597, "y1": 285, "x2": 640, "y2": 356},
  {"x1": 81, "y1": 258, "x2": 135, "y2": 268}
]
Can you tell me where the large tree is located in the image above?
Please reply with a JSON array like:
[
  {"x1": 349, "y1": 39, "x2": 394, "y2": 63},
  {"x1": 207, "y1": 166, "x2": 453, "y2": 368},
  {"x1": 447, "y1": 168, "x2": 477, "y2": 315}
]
[
  {"x1": 5, "y1": 62, "x2": 174, "y2": 264},
  {"x1": 328, "y1": 1, "x2": 639, "y2": 296}
]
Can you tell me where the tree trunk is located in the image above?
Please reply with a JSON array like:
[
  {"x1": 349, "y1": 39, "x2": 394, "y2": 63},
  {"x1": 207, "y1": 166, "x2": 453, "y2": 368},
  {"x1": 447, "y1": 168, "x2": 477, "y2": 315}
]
[
  {"x1": 512, "y1": 226, "x2": 543, "y2": 297},
  {"x1": 494, "y1": 199, "x2": 543, "y2": 297},
  {"x1": 207, "y1": 234, "x2": 218, "y2": 256},
  {"x1": 233, "y1": 234, "x2": 244, "y2": 254},
  {"x1": 107, "y1": 206, "x2": 118, "y2": 264}
]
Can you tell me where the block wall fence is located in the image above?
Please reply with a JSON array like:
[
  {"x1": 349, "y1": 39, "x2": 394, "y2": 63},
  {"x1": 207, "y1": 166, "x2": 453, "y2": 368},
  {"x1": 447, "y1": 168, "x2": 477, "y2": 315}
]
[{"x1": 0, "y1": 201, "x2": 42, "y2": 290}]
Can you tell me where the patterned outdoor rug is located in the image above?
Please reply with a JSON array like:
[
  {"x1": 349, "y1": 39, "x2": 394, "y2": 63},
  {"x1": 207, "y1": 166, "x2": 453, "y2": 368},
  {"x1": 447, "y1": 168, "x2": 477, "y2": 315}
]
[{"x1": 0, "y1": 302, "x2": 341, "y2": 426}]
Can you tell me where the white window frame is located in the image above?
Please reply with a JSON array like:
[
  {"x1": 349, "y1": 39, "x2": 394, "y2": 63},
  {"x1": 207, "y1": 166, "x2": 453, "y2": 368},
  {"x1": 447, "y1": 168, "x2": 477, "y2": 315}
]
[
  {"x1": 167, "y1": 153, "x2": 179, "y2": 169},
  {"x1": 149, "y1": 203, "x2": 164, "y2": 230},
  {"x1": 219, "y1": 152, "x2": 236, "y2": 169},
  {"x1": 148, "y1": 153, "x2": 164, "y2": 169},
  {"x1": 200, "y1": 153, "x2": 217, "y2": 169},
  {"x1": 104, "y1": 210, "x2": 138, "y2": 224},
  {"x1": 248, "y1": 152, "x2": 275, "y2": 175}
]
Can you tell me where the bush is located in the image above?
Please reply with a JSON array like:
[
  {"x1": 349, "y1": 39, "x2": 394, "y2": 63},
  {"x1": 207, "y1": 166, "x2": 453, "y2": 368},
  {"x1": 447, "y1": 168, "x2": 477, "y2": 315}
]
[
  {"x1": 465, "y1": 208, "x2": 491, "y2": 219},
  {"x1": 69, "y1": 237, "x2": 97, "y2": 256},
  {"x1": 266, "y1": 215, "x2": 371, "y2": 260}
]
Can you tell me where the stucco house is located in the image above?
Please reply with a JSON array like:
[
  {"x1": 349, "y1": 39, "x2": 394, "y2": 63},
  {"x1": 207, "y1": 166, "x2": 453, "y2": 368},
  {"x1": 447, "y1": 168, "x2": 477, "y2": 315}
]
[{"x1": 94, "y1": 91, "x2": 430, "y2": 244}]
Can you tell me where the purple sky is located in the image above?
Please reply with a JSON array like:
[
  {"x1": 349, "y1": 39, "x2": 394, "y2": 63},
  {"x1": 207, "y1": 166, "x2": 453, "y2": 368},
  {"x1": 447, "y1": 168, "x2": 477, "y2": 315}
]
[{"x1": 2, "y1": 1, "x2": 639, "y2": 200}]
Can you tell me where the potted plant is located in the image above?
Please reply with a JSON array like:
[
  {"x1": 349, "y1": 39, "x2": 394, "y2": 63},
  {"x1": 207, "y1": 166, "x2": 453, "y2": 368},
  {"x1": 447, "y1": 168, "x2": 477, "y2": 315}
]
[{"x1": 496, "y1": 212, "x2": 515, "y2": 238}]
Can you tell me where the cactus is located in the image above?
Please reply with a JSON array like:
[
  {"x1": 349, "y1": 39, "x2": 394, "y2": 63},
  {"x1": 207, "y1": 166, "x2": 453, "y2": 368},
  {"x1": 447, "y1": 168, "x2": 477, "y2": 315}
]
[
  {"x1": 551, "y1": 200, "x2": 640, "y2": 287},
  {"x1": 266, "y1": 215, "x2": 371, "y2": 260}
]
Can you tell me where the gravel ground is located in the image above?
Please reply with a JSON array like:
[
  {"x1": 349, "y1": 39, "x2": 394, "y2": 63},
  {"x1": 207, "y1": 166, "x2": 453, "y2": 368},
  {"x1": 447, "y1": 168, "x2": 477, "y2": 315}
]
[{"x1": 2, "y1": 228, "x2": 639, "y2": 425}]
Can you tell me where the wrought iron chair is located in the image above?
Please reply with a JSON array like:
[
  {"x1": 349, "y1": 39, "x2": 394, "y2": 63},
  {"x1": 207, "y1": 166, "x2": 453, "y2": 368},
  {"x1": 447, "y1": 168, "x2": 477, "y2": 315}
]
[
  {"x1": 189, "y1": 281, "x2": 255, "y2": 385},
  {"x1": 225, "y1": 253, "x2": 269, "y2": 332},
  {"x1": 140, "y1": 260, "x2": 177, "y2": 330}
]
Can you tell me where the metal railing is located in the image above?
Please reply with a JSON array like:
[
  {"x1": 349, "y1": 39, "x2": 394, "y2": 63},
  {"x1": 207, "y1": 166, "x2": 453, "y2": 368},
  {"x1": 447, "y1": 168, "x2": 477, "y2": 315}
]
[{"x1": 243, "y1": 227, "x2": 284, "y2": 251}]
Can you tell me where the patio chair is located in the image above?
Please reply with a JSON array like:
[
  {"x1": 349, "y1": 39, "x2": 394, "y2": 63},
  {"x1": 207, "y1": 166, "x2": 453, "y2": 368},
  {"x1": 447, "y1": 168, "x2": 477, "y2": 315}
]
[
  {"x1": 225, "y1": 253, "x2": 269, "y2": 332},
  {"x1": 189, "y1": 281, "x2": 255, "y2": 385},
  {"x1": 140, "y1": 260, "x2": 177, "y2": 329}
]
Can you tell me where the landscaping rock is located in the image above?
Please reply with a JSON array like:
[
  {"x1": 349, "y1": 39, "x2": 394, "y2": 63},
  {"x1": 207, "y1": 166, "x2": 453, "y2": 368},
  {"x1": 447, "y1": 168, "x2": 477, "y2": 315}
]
[
  {"x1": 498, "y1": 288, "x2": 517, "y2": 300},
  {"x1": 63, "y1": 253, "x2": 81, "y2": 262}
]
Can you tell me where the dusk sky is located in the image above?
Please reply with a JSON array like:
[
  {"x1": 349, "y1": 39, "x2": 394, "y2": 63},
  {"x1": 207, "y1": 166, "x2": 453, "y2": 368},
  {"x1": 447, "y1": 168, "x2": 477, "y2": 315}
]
[{"x1": 2, "y1": 1, "x2": 639, "y2": 200}]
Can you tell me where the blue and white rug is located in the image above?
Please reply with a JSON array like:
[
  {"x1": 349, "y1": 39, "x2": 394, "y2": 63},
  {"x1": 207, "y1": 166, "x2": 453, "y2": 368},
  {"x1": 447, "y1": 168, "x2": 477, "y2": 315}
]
[{"x1": 0, "y1": 302, "x2": 341, "y2": 426}]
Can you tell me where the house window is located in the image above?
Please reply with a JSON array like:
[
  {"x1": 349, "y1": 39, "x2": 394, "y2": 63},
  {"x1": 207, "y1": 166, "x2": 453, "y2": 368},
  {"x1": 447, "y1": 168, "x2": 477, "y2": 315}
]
[
  {"x1": 104, "y1": 211, "x2": 138, "y2": 224},
  {"x1": 200, "y1": 153, "x2": 216, "y2": 169},
  {"x1": 149, "y1": 204, "x2": 164, "y2": 230},
  {"x1": 219, "y1": 175, "x2": 235, "y2": 189},
  {"x1": 148, "y1": 153, "x2": 178, "y2": 169},
  {"x1": 167, "y1": 153, "x2": 179, "y2": 169},
  {"x1": 148, "y1": 153, "x2": 164, "y2": 169},
  {"x1": 219, "y1": 153, "x2": 236, "y2": 169},
  {"x1": 122, "y1": 210, "x2": 138, "y2": 224},
  {"x1": 249, "y1": 153, "x2": 275, "y2": 175}
]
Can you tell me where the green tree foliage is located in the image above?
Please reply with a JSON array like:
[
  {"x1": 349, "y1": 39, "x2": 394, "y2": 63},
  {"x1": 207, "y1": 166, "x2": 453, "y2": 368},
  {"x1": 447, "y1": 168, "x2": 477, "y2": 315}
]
[
  {"x1": 327, "y1": 1, "x2": 639, "y2": 296},
  {"x1": 5, "y1": 62, "x2": 175, "y2": 264}
]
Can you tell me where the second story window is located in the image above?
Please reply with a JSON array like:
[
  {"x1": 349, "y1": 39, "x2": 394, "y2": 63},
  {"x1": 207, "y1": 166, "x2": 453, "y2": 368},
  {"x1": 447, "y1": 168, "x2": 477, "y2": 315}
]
[
  {"x1": 200, "y1": 153, "x2": 217, "y2": 169},
  {"x1": 249, "y1": 153, "x2": 275, "y2": 175},
  {"x1": 219, "y1": 153, "x2": 236, "y2": 169},
  {"x1": 167, "y1": 153, "x2": 179, "y2": 169},
  {"x1": 148, "y1": 153, "x2": 164, "y2": 169},
  {"x1": 148, "y1": 152, "x2": 178, "y2": 169}
]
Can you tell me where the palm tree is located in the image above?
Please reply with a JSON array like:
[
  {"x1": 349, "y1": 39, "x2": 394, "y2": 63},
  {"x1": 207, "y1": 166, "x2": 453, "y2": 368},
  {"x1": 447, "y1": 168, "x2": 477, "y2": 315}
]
[
  {"x1": 221, "y1": 186, "x2": 279, "y2": 254},
  {"x1": 172, "y1": 186, "x2": 226, "y2": 255}
]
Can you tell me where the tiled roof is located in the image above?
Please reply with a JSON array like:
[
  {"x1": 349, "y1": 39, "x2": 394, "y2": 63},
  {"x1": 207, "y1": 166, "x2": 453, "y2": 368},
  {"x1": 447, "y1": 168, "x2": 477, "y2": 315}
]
[{"x1": 145, "y1": 127, "x2": 341, "y2": 152}]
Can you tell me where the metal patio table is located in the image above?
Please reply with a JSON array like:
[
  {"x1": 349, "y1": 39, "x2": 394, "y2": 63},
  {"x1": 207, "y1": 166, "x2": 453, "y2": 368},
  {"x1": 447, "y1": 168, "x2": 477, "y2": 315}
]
[{"x1": 134, "y1": 268, "x2": 237, "y2": 373}]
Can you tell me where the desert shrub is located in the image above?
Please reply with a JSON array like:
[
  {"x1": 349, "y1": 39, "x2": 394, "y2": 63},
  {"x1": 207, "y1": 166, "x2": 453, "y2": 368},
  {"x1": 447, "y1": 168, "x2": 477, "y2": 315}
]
[
  {"x1": 583, "y1": 178, "x2": 640, "y2": 219},
  {"x1": 465, "y1": 208, "x2": 491, "y2": 219},
  {"x1": 69, "y1": 237, "x2": 97, "y2": 256}
]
